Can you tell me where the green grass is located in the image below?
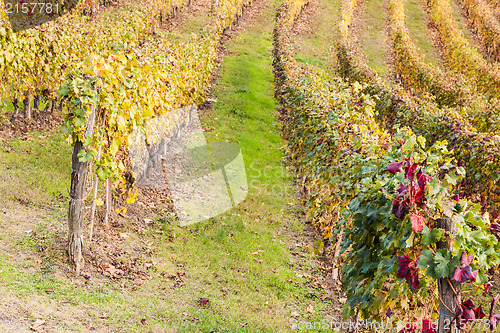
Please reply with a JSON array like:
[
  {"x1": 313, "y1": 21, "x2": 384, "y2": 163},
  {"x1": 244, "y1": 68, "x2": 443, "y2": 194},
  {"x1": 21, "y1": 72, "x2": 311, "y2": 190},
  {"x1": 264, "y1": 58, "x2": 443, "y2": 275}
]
[
  {"x1": 359, "y1": 0, "x2": 390, "y2": 77},
  {"x1": 0, "y1": 130, "x2": 71, "y2": 206},
  {"x1": 404, "y1": 0, "x2": 440, "y2": 65},
  {"x1": 291, "y1": 0, "x2": 341, "y2": 74},
  {"x1": 0, "y1": 98, "x2": 14, "y2": 113},
  {"x1": 449, "y1": 0, "x2": 481, "y2": 50},
  {"x1": 0, "y1": 0, "x2": 335, "y2": 331},
  {"x1": 167, "y1": 1, "x2": 213, "y2": 43}
]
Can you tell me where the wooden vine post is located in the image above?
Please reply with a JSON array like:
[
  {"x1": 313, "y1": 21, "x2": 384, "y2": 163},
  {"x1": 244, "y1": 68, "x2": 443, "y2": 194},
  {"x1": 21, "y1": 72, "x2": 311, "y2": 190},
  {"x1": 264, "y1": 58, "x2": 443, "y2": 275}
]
[
  {"x1": 68, "y1": 103, "x2": 97, "y2": 274},
  {"x1": 437, "y1": 217, "x2": 460, "y2": 333},
  {"x1": 24, "y1": 91, "x2": 32, "y2": 120}
]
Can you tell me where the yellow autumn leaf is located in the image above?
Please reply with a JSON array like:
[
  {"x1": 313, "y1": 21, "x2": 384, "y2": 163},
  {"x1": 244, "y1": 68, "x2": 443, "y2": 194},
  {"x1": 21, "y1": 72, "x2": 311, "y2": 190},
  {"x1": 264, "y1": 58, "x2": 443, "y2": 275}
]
[
  {"x1": 110, "y1": 138, "x2": 119, "y2": 154},
  {"x1": 116, "y1": 115, "x2": 126, "y2": 132},
  {"x1": 116, "y1": 207, "x2": 127, "y2": 214}
]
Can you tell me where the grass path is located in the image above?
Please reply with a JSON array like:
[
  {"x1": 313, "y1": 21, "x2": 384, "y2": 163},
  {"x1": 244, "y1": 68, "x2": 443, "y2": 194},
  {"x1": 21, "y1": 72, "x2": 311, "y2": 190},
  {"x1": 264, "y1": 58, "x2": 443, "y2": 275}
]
[
  {"x1": 163, "y1": 0, "x2": 214, "y2": 43},
  {"x1": 0, "y1": 0, "x2": 337, "y2": 332},
  {"x1": 404, "y1": 0, "x2": 441, "y2": 65},
  {"x1": 357, "y1": 0, "x2": 391, "y2": 77},
  {"x1": 289, "y1": 0, "x2": 342, "y2": 74},
  {"x1": 449, "y1": 0, "x2": 491, "y2": 58}
]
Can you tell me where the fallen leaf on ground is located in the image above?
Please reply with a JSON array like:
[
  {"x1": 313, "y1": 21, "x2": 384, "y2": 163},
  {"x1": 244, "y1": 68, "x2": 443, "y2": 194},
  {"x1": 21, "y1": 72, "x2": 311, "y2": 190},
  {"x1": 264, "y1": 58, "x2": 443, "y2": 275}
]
[
  {"x1": 197, "y1": 298, "x2": 209, "y2": 306},
  {"x1": 30, "y1": 319, "x2": 46, "y2": 332},
  {"x1": 305, "y1": 304, "x2": 315, "y2": 313}
]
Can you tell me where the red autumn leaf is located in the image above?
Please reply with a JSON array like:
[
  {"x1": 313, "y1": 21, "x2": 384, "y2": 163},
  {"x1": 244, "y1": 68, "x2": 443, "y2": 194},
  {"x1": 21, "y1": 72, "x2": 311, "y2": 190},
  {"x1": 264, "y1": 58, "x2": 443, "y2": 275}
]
[
  {"x1": 458, "y1": 299, "x2": 476, "y2": 321},
  {"x1": 491, "y1": 314, "x2": 500, "y2": 331},
  {"x1": 416, "y1": 170, "x2": 431, "y2": 189},
  {"x1": 451, "y1": 264, "x2": 474, "y2": 283},
  {"x1": 422, "y1": 319, "x2": 437, "y2": 333},
  {"x1": 413, "y1": 170, "x2": 430, "y2": 208},
  {"x1": 413, "y1": 187, "x2": 426, "y2": 208},
  {"x1": 397, "y1": 253, "x2": 419, "y2": 290},
  {"x1": 397, "y1": 184, "x2": 408, "y2": 194},
  {"x1": 410, "y1": 214, "x2": 426, "y2": 233},
  {"x1": 475, "y1": 305, "x2": 486, "y2": 319},
  {"x1": 489, "y1": 293, "x2": 500, "y2": 330},
  {"x1": 489, "y1": 223, "x2": 500, "y2": 241},
  {"x1": 398, "y1": 319, "x2": 419, "y2": 332},
  {"x1": 405, "y1": 162, "x2": 418, "y2": 180},
  {"x1": 197, "y1": 298, "x2": 209, "y2": 306},
  {"x1": 451, "y1": 252, "x2": 477, "y2": 285},
  {"x1": 460, "y1": 251, "x2": 474, "y2": 266},
  {"x1": 386, "y1": 161, "x2": 403, "y2": 175},
  {"x1": 484, "y1": 282, "x2": 493, "y2": 295},
  {"x1": 393, "y1": 196, "x2": 410, "y2": 219}
]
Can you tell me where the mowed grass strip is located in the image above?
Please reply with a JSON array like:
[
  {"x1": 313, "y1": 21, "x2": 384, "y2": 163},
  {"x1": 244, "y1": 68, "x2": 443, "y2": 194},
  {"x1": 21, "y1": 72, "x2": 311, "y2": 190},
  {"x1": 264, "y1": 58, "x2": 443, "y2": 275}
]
[
  {"x1": 358, "y1": 0, "x2": 391, "y2": 77},
  {"x1": 291, "y1": 0, "x2": 342, "y2": 74},
  {"x1": 404, "y1": 0, "x2": 441, "y2": 65}
]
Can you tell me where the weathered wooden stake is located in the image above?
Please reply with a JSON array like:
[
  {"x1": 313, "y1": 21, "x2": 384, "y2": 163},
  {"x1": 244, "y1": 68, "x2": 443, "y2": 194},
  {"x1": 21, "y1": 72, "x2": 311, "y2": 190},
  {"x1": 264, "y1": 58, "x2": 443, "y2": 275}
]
[
  {"x1": 68, "y1": 103, "x2": 97, "y2": 274},
  {"x1": 104, "y1": 177, "x2": 112, "y2": 232},
  {"x1": 23, "y1": 92, "x2": 32, "y2": 120},
  {"x1": 437, "y1": 217, "x2": 460, "y2": 333},
  {"x1": 88, "y1": 147, "x2": 102, "y2": 242},
  {"x1": 33, "y1": 94, "x2": 41, "y2": 112},
  {"x1": 12, "y1": 98, "x2": 19, "y2": 117},
  {"x1": 51, "y1": 98, "x2": 57, "y2": 113}
]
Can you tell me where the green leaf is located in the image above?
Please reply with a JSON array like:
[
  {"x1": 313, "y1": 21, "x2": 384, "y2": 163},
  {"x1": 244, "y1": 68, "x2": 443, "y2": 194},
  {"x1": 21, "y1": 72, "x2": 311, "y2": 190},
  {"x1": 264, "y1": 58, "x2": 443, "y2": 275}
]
[
  {"x1": 401, "y1": 136, "x2": 416, "y2": 152},
  {"x1": 61, "y1": 124, "x2": 71, "y2": 136},
  {"x1": 77, "y1": 149, "x2": 86, "y2": 160},
  {"x1": 72, "y1": 116, "x2": 86, "y2": 128},
  {"x1": 416, "y1": 136, "x2": 426, "y2": 148},
  {"x1": 417, "y1": 250, "x2": 434, "y2": 269},
  {"x1": 422, "y1": 227, "x2": 444, "y2": 245},
  {"x1": 476, "y1": 271, "x2": 488, "y2": 284},
  {"x1": 434, "y1": 250, "x2": 452, "y2": 279},
  {"x1": 444, "y1": 172, "x2": 458, "y2": 186},
  {"x1": 77, "y1": 149, "x2": 93, "y2": 163},
  {"x1": 96, "y1": 167, "x2": 112, "y2": 181},
  {"x1": 471, "y1": 230, "x2": 489, "y2": 244},
  {"x1": 313, "y1": 239, "x2": 323, "y2": 256},
  {"x1": 434, "y1": 259, "x2": 449, "y2": 279}
]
